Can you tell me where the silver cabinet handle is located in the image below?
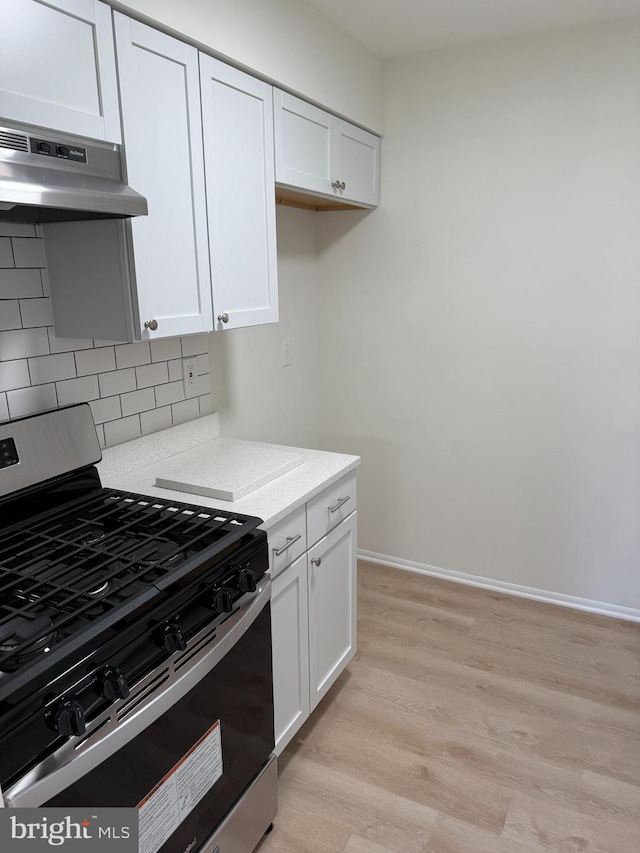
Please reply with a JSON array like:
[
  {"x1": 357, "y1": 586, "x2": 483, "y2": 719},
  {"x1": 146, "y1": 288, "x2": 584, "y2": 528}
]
[
  {"x1": 144, "y1": 319, "x2": 158, "y2": 331},
  {"x1": 311, "y1": 557, "x2": 322, "y2": 567},
  {"x1": 328, "y1": 495, "x2": 350, "y2": 514},
  {"x1": 218, "y1": 313, "x2": 229, "y2": 324},
  {"x1": 331, "y1": 180, "x2": 346, "y2": 191},
  {"x1": 273, "y1": 533, "x2": 302, "y2": 557}
]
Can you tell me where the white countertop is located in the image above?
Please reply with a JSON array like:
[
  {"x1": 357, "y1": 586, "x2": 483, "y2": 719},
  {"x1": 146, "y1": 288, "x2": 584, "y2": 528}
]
[{"x1": 97, "y1": 414, "x2": 360, "y2": 530}]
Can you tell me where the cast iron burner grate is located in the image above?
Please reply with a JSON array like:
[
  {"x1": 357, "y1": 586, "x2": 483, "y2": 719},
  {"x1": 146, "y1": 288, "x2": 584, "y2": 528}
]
[{"x1": 0, "y1": 489, "x2": 259, "y2": 676}]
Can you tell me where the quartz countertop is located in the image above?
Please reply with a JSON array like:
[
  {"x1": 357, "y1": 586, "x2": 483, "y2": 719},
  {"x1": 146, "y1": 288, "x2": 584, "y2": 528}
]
[{"x1": 97, "y1": 414, "x2": 360, "y2": 529}]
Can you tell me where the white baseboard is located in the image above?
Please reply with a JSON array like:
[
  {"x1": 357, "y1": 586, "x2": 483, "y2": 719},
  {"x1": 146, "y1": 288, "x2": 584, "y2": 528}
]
[{"x1": 357, "y1": 549, "x2": 640, "y2": 623}]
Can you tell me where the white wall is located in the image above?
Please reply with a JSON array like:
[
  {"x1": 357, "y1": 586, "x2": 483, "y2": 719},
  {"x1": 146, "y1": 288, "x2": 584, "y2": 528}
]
[
  {"x1": 113, "y1": 0, "x2": 383, "y2": 132},
  {"x1": 210, "y1": 206, "x2": 323, "y2": 448},
  {"x1": 316, "y1": 19, "x2": 640, "y2": 609}
]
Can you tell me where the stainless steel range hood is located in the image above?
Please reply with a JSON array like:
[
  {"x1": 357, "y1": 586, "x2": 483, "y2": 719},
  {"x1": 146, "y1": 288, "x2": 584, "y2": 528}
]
[{"x1": 0, "y1": 124, "x2": 147, "y2": 223}]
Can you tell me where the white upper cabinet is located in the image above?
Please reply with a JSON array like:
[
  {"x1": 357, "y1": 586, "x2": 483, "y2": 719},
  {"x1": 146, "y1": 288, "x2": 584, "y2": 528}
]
[
  {"x1": 113, "y1": 14, "x2": 213, "y2": 339},
  {"x1": 274, "y1": 92, "x2": 332, "y2": 197},
  {"x1": 274, "y1": 89, "x2": 380, "y2": 209},
  {"x1": 200, "y1": 56, "x2": 278, "y2": 329},
  {"x1": 332, "y1": 119, "x2": 380, "y2": 208},
  {"x1": 0, "y1": 0, "x2": 121, "y2": 142}
]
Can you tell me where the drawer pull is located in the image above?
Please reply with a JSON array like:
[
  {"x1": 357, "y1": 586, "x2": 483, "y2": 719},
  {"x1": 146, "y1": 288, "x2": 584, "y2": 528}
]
[
  {"x1": 311, "y1": 557, "x2": 322, "y2": 567},
  {"x1": 328, "y1": 495, "x2": 351, "y2": 514},
  {"x1": 273, "y1": 533, "x2": 302, "y2": 557}
]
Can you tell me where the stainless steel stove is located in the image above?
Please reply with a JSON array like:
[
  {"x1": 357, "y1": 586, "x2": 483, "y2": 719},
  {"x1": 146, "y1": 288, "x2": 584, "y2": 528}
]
[{"x1": 0, "y1": 405, "x2": 277, "y2": 853}]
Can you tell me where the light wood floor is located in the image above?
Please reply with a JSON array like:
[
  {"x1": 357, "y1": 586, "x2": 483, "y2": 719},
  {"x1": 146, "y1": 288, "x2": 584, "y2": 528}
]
[{"x1": 257, "y1": 560, "x2": 640, "y2": 853}]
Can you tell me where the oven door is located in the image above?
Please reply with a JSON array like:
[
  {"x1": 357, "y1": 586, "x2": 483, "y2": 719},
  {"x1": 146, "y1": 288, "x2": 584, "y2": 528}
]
[{"x1": 6, "y1": 580, "x2": 274, "y2": 853}]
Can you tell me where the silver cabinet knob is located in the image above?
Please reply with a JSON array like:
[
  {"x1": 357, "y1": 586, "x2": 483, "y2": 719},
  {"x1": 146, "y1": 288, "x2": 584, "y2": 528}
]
[
  {"x1": 331, "y1": 180, "x2": 346, "y2": 191},
  {"x1": 217, "y1": 313, "x2": 229, "y2": 324},
  {"x1": 311, "y1": 557, "x2": 322, "y2": 567},
  {"x1": 144, "y1": 319, "x2": 158, "y2": 331}
]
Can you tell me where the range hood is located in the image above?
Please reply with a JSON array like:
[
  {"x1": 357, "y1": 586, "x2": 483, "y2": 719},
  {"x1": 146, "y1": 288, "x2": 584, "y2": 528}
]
[{"x1": 0, "y1": 124, "x2": 147, "y2": 223}]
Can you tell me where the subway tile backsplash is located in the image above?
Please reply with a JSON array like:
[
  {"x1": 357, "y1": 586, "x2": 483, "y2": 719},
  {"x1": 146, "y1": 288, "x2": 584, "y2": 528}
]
[{"x1": 0, "y1": 224, "x2": 212, "y2": 447}]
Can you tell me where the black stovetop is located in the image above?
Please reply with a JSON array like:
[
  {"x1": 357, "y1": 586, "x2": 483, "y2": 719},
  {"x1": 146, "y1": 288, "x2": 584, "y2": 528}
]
[{"x1": 0, "y1": 477, "x2": 262, "y2": 688}]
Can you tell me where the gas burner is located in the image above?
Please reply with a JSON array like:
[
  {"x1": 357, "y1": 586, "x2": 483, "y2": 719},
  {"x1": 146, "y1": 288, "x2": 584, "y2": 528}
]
[
  {"x1": 0, "y1": 613, "x2": 58, "y2": 671},
  {"x1": 80, "y1": 528, "x2": 106, "y2": 546},
  {"x1": 84, "y1": 579, "x2": 110, "y2": 598},
  {"x1": 135, "y1": 541, "x2": 186, "y2": 569}
]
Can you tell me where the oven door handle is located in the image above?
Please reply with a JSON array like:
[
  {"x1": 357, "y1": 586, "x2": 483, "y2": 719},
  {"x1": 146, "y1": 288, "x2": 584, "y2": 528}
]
[{"x1": 4, "y1": 578, "x2": 272, "y2": 809}]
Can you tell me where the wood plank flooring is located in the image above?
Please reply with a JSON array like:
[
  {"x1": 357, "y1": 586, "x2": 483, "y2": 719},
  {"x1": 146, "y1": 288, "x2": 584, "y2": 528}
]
[{"x1": 257, "y1": 561, "x2": 640, "y2": 853}]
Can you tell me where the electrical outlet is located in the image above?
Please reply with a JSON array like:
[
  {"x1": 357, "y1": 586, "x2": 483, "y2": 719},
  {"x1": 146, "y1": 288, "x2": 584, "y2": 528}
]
[
  {"x1": 182, "y1": 357, "x2": 198, "y2": 398},
  {"x1": 281, "y1": 338, "x2": 292, "y2": 367}
]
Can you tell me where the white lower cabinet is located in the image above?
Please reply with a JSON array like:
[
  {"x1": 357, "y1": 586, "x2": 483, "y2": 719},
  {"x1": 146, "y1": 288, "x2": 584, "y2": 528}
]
[
  {"x1": 308, "y1": 513, "x2": 357, "y2": 711},
  {"x1": 271, "y1": 554, "x2": 309, "y2": 754},
  {"x1": 270, "y1": 472, "x2": 357, "y2": 755}
]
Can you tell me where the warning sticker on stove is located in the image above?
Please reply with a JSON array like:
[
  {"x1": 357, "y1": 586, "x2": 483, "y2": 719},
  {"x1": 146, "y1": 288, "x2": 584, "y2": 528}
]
[{"x1": 137, "y1": 720, "x2": 223, "y2": 853}]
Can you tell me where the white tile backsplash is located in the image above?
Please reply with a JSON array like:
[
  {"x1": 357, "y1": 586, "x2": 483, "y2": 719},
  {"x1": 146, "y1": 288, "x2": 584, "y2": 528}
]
[
  {"x1": 0, "y1": 232, "x2": 213, "y2": 445},
  {"x1": 155, "y1": 380, "x2": 185, "y2": 408},
  {"x1": 150, "y1": 337, "x2": 181, "y2": 363},
  {"x1": 7, "y1": 384, "x2": 57, "y2": 418},
  {"x1": 75, "y1": 346, "x2": 116, "y2": 376},
  {"x1": 181, "y1": 334, "x2": 209, "y2": 357},
  {"x1": 104, "y1": 414, "x2": 142, "y2": 446},
  {"x1": 168, "y1": 358, "x2": 182, "y2": 382},
  {"x1": 172, "y1": 397, "x2": 200, "y2": 425},
  {"x1": 0, "y1": 301, "x2": 22, "y2": 331},
  {"x1": 98, "y1": 368, "x2": 136, "y2": 398},
  {"x1": 0, "y1": 359, "x2": 30, "y2": 392},
  {"x1": 141, "y1": 405, "x2": 172, "y2": 434},
  {"x1": 136, "y1": 361, "x2": 169, "y2": 389},
  {"x1": 28, "y1": 352, "x2": 76, "y2": 385},
  {"x1": 12, "y1": 237, "x2": 47, "y2": 268},
  {"x1": 20, "y1": 297, "x2": 54, "y2": 328},
  {"x1": 0, "y1": 327, "x2": 49, "y2": 360},
  {"x1": 0, "y1": 238, "x2": 13, "y2": 267},
  {"x1": 56, "y1": 375, "x2": 100, "y2": 406},
  {"x1": 0, "y1": 223, "x2": 36, "y2": 238},
  {"x1": 115, "y1": 342, "x2": 151, "y2": 369},
  {"x1": 0, "y1": 269, "x2": 42, "y2": 299},
  {"x1": 48, "y1": 329, "x2": 93, "y2": 353},
  {"x1": 120, "y1": 387, "x2": 155, "y2": 417}
]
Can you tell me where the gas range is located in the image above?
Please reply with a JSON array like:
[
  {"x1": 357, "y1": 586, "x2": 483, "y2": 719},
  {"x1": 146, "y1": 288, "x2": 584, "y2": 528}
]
[{"x1": 0, "y1": 405, "x2": 276, "y2": 853}]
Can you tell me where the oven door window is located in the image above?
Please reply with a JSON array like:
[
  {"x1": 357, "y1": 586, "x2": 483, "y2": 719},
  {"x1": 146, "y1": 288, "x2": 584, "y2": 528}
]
[{"x1": 46, "y1": 603, "x2": 274, "y2": 853}]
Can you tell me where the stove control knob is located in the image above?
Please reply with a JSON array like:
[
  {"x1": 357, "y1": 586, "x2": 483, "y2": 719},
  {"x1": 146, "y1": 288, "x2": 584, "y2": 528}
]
[
  {"x1": 96, "y1": 666, "x2": 130, "y2": 702},
  {"x1": 52, "y1": 699, "x2": 86, "y2": 738},
  {"x1": 237, "y1": 568, "x2": 257, "y2": 594},
  {"x1": 213, "y1": 588, "x2": 234, "y2": 613},
  {"x1": 158, "y1": 623, "x2": 187, "y2": 653}
]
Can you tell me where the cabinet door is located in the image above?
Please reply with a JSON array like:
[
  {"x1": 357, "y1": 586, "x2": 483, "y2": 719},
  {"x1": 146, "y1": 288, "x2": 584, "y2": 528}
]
[
  {"x1": 114, "y1": 14, "x2": 213, "y2": 339},
  {"x1": 274, "y1": 90, "x2": 333, "y2": 197},
  {"x1": 0, "y1": 0, "x2": 120, "y2": 142},
  {"x1": 308, "y1": 512, "x2": 357, "y2": 711},
  {"x1": 271, "y1": 555, "x2": 310, "y2": 755},
  {"x1": 331, "y1": 119, "x2": 380, "y2": 207},
  {"x1": 200, "y1": 56, "x2": 278, "y2": 330}
]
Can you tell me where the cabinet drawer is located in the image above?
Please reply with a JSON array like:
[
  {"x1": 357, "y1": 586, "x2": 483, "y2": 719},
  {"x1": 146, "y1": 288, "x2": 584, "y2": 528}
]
[
  {"x1": 306, "y1": 472, "x2": 357, "y2": 548},
  {"x1": 268, "y1": 505, "x2": 307, "y2": 579}
]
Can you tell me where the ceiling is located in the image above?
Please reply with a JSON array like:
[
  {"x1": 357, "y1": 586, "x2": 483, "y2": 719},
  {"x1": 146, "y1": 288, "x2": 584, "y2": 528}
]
[{"x1": 305, "y1": 0, "x2": 640, "y2": 58}]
